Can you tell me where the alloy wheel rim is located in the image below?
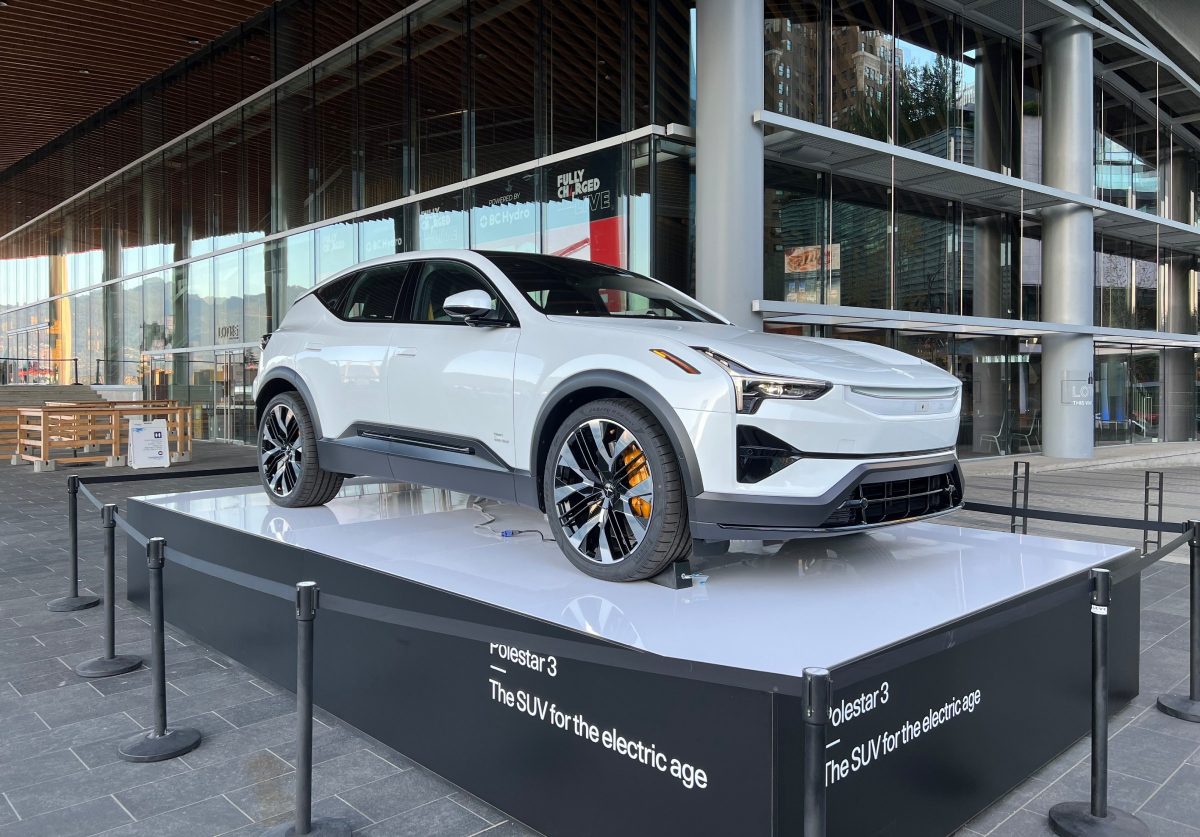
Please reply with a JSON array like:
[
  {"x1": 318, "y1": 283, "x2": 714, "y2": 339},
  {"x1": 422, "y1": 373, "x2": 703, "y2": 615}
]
[
  {"x1": 260, "y1": 404, "x2": 302, "y2": 496},
  {"x1": 553, "y1": 418, "x2": 654, "y2": 565}
]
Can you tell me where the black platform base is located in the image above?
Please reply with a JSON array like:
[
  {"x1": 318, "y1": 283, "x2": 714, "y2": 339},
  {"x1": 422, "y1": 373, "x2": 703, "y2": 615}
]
[
  {"x1": 1048, "y1": 801, "x2": 1151, "y2": 836},
  {"x1": 46, "y1": 594, "x2": 100, "y2": 612},
  {"x1": 127, "y1": 484, "x2": 1145, "y2": 837},
  {"x1": 74, "y1": 654, "x2": 141, "y2": 678},
  {"x1": 118, "y1": 727, "x2": 202, "y2": 762},
  {"x1": 260, "y1": 818, "x2": 352, "y2": 837},
  {"x1": 1156, "y1": 692, "x2": 1200, "y2": 723}
]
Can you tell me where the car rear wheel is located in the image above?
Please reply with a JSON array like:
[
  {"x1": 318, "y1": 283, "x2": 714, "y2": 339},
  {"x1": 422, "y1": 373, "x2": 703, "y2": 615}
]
[
  {"x1": 258, "y1": 391, "x2": 343, "y2": 507},
  {"x1": 544, "y1": 398, "x2": 690, "y2": 582}
]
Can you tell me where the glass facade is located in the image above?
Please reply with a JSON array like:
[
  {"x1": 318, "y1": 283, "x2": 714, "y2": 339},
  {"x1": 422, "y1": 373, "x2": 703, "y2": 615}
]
[
  {"x1": 2, "y1": 0, "x2": 1200, "y2": 456},
  {"x1": 0, "y1": 0, "x2": 694, "y2": 443},
  {"x1": 760, "y1": 0, "x2": 1200, "y2": 455}
]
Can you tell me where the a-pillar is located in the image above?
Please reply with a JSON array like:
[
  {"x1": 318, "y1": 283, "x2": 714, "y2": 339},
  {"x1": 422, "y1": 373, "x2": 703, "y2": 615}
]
[
  {"x1": 1040, "y1": 2, "x2": 1095, "y2": 459},
  {"x1": 695, "y1": 0, "x2": 764, "y2": 328},
  {"x1": 1163, "y1": 148, "x2": 1196, "y2": 441}
]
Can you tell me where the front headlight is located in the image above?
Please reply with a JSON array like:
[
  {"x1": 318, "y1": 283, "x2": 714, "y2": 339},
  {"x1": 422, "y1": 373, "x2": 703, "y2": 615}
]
[{"x1": 696, "y1": 348, "x2": 830, "y2": 414}]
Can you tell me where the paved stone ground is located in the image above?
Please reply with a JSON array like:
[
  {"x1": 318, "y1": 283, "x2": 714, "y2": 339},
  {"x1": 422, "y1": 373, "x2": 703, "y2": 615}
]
[
  {"x1": 947, "y1": 461, "x2": 1200, "y2": 835},
  {"x1": 0, "y1": 442, "x2": 1198, "y2": 835},
  {"x1": 0, "y1": 443, "x2": 536, "y2": 837}
]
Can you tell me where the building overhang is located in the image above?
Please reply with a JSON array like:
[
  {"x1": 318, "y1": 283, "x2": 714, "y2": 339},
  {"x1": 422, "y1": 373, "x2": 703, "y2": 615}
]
[
  {"x1": 755, "y1": 111, "x2": 1200, "y2": 259},
  {"x1": 754, "y1": 299, "x2": 1200, "y2": 349}
]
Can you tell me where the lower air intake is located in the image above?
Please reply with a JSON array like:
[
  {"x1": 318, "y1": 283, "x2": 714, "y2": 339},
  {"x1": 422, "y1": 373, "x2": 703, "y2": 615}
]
[{"x1": 823, "y1": 470, "x2": 962, "y2": 528}]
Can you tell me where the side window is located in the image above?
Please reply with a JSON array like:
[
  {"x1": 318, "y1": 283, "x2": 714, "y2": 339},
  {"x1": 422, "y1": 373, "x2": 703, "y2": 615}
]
[
  {"x1": 405, "y1": 261, "x2": 514, "y2": 324},
  {"x1": 337, "y1": 265, "x2": 410, "y2": 322},
  {"x1": 314, "y1": 273, "x2": 355, "y2": 313}
]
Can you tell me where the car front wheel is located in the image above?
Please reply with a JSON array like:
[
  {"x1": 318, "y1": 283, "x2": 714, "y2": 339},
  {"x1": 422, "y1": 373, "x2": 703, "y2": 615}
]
[
  {"x1": 258, "y1": 391, "x2": 344, "y2": 507},
  {"x1": 544, "y1": 398, "x2": 691, "y2": 582}
]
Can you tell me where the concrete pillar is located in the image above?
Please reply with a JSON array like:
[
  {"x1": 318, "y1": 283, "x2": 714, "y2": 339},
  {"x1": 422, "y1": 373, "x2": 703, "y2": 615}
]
[
  {"x1": 695, "y1": 0, "x2": 764, "y2": 328},
  {"x1": 1040, "y1": 3, "x2": 1096, "y2": 459},
  {"x1": 1163, "y1": 148, "x2": 1196, "y2": 441}
]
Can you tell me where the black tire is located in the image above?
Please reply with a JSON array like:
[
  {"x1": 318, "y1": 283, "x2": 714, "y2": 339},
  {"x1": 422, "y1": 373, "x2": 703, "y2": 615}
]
[
  {"x1": 258, "y1": 391, "x2": 343, "y2": 507},
  {"x1": 543, "y1": 398, "x2": 691, "y2": 582}
]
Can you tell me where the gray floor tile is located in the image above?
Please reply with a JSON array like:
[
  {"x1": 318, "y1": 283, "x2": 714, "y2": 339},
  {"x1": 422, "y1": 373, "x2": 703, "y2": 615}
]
[
  {"x1": 1140, "y1": 764, "x2": 1200, "y2": 827},
  {"x1": 1022, "y1": 765, "x2": 1157, "y2": 819},
  {"x1": 0, "y1": 748, "x2": 86, "y2": 794},
  {"x1": 179, "y1": 711, "x2": 327, "y2": 769},
  {"x1": 337, "y1": 766, "x2": 458, "y2": 823},
  {"x1": 448, "y1": 791, "x2": 508, "y2": 826},
  {"x1": 0, "y1": 794, "x2": 132, "y2": 837},
  {"x1": 360, "y1": 797, "x2": 490, "y2": 837},
  {"x1": 4, "y1": 752, "x2": 188, "y2": 818},
  {"x1": 225, "y1": 749, "x2": 400, "y2": 822},
  {"x1": 81, "y1": 795, "x2": 251, "y2": 837},
  {"x1": 1102, "y1": 726, "x2": 1200, "y2": 784},
  {"x1": 1138, "y1": 812, "x2": 1200, "y2": 836},
  {"x1": 986, "y1": 808, "x2": 1055, "y2": 836},
  {"x1": 115, "y1": 748, "x2": 291, "y2": 819}
]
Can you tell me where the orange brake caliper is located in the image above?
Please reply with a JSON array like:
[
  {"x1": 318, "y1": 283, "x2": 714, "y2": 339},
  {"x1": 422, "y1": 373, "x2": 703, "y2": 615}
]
[{"x1": 623, "y1": 447, "x2": 652, "y2": 518}]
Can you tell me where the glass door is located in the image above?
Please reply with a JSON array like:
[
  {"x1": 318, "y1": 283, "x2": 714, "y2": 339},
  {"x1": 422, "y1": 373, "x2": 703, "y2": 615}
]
[{"x1": 214, "y1": 350, "x2": 252, "y2": 443}]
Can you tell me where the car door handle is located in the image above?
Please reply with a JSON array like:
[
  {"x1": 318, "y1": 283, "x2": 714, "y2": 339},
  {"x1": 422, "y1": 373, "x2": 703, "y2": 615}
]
[
  {"x1": 394, "y1": 347, "x2": 417, "y2": 357},
  {"x1": 304, "y1": 341, "x2": 326, "y2": 351}
]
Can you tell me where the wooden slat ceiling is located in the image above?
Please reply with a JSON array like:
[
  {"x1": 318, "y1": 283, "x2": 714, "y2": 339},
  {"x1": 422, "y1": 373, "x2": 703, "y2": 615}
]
[{"x1": 0, "y1": 0, "x2": 274, "y2": 173}]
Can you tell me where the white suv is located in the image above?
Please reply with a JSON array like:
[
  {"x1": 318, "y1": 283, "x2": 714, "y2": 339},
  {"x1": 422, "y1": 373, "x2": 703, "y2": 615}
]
[{"x1": 253, "y1": 250, "x2": 964, "y2": 581}]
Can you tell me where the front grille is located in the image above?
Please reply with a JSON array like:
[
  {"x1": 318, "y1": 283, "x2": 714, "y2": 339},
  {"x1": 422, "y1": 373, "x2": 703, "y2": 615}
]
[{"x1": 822, "y1": 470, "x2": 962, "y2": 528}]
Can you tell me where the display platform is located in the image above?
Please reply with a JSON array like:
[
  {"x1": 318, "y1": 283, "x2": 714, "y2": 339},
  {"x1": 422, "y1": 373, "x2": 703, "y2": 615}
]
[{"x1": 126, "y1": 480, "x2": 1143, "y2": 837}]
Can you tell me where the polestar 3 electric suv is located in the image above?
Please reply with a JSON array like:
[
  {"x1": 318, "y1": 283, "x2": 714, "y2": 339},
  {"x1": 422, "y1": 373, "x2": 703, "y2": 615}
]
[{"x1": 253, "y1": 250, "x2": 964, "y2": 581}]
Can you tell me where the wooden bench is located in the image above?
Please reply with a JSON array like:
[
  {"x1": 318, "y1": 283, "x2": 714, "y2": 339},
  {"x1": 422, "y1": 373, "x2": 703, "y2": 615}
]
[{"x1": 14, "y1": 403, "x2": 192, "y2": 471}]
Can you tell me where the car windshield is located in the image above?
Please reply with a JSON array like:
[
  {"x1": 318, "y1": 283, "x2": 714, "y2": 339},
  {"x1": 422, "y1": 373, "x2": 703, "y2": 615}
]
[{"x1": 484, "y1": 253, "x2": 724, "y2": 323}]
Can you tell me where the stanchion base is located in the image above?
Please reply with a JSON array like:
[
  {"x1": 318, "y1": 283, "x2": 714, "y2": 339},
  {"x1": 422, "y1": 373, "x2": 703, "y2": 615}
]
[
  {"x1": 46, "y1": 595, "x2": 100, "y2": 612},
  {"x1": 1157, "y1": 693, "x2": 1200, "y2": 723},
  {"x1": 260, "y1": 817, "x2": 353, "y2": 837},
  {"x1": 74, "y1": 655, "x2": 141, "y2": 678},
  {"x1": 118, "y1": 727, "x2": 202, "y2": 762},
  {"x1": 1048, "y1": 802, "x2": 1151, "y2": 836}
]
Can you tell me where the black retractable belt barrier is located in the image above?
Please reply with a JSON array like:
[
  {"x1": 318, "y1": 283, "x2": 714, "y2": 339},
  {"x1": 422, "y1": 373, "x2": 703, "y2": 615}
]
[
  {"x1": 802, "y1": 667, "x2": 830, "y2": 837},
  {"x1": 262, "y1": 583, "x2": 351, "y2": 837},
  {"x1": 1157, "y1": 520, "x2": 1200, "y2": 724},
  {"x1": 119, "y1": 537, "x2": 201, "y2": 762},
  {"x1": 1047, "y1": 569, "x2": 1149, "y2": 837},
  {"x1": 74, "y1": 504, "x2": 141, "y2": 678},
  {"x1": 46, "y1": 475, "x2": 100, "y2": 612}
]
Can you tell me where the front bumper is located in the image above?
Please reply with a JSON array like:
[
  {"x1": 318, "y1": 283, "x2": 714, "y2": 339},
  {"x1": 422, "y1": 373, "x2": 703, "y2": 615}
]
[{"x1": 688, "y1": 455, "x2": 964, "y2": 541}]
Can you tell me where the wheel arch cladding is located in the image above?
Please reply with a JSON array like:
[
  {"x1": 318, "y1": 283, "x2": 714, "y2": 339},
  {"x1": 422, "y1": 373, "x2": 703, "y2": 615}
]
[
  {"x1": 532, "y1": 371, "x2": 704, "y2": 510},
  {"x1": 255, "y1": 369, "x2": 322, "y2": 438}
]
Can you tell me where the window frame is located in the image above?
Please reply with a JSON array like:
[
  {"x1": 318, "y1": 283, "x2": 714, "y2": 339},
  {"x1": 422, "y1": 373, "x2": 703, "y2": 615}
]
[
  {"x1": 398, "y1": 259, "x2": 520, "y2": 327},
  {"x1": 315, "y1": 263, "x2": 415, "y2": 323}
]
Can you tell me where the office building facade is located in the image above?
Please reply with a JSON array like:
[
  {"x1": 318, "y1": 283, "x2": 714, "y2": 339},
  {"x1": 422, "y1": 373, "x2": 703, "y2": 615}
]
[{"x1": 1, "y1": 0, "x2": 1198, "y2": 458}]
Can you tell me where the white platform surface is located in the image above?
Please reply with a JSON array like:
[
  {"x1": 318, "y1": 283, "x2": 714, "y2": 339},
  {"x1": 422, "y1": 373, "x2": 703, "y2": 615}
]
[{"x1": 137, "y1": 480, "x2": 1134, "y2": 678}]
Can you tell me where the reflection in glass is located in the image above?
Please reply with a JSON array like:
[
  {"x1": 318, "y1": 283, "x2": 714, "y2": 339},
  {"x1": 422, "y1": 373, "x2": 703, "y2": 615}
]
[
  {"x1": 418, "y1": 194, "x2": 468, "y2": 250},
  {"x1": 317, "y1": 222, "x2": 358, "y2": 282},
  {"x1": 471, "y1": 175, "x2": 537, "y2": 253},
  {"x1": 543, "y1": 147, "x2": 625, "y2": 267},
  {"x1": 832, "y1": 176, "x2": 889, "y2": 308},
  {"x1": 412, "y1": 1, "x2": 466, "y2": 192},
  {"x1": 188, "y1": 259, "x2": 214, "y2": 347},
  {"x1": 471, "y1": 0, "x2": 537, "y2": 175}
]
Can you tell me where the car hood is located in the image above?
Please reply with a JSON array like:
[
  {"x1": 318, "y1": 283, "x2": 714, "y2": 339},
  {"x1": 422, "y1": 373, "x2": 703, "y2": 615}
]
[{"x1": 549, "y1": 317, "x2": 961, "y2": 390}]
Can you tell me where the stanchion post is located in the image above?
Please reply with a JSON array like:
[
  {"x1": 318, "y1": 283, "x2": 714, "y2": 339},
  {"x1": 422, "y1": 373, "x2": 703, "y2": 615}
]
[
  {"x1": 1048, "y1": 569, "x2": 1149, "y2": 836},
  {"x1": 263, "y1": 583, "x2": 350, "y2": 837},
  {"x1": 119, "y1": 537, "x2": 202, "y2": 762},
  {"x1": 803, "y1": 667, "x2": 831, "y2": 837},
  {"x1": 47, "y1": 475, "x2": 100, "y2": 611},
  {"x1": 74, "y1": 504, "x2": 141, "y2": 678},
  {"x1": 1157, "y1": 520, "x2": 1200, "y2": 723}
]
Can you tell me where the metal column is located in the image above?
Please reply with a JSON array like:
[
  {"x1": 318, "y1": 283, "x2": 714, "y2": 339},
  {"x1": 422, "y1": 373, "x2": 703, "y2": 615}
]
[
  {"x1": 695, "y1": 0, "x2": 764, "y2": 328},
  {"x1": 1040, "y1": 1, "x2": 1096, "y2": 460}
]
